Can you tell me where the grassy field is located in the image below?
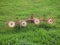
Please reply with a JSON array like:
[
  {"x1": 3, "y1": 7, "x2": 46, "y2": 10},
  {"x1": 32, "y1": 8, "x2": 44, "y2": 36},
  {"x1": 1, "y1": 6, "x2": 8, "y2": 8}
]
[{"x1": 0, "y1": 0, "x2": 60, "y2": 45}]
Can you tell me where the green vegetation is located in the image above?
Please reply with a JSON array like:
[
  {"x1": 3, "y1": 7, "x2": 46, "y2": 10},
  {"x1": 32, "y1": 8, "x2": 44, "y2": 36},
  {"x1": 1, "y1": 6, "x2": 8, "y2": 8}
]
[{"x1": 0, "y1": 0, "x2": 60, "y2": 45}]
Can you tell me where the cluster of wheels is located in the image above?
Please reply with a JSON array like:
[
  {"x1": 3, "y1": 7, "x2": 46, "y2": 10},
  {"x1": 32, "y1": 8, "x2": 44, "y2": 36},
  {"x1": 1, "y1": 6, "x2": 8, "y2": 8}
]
[
  {"x1": 8, "y1": 18, "x2": 53, "y2": 28},
  {"x1": 8, "y1": 20, "x2": 27, "y2": 28}
]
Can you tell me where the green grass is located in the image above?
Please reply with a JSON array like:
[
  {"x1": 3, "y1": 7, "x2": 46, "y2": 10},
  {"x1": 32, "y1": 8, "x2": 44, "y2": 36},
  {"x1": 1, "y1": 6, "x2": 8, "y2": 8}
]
[{"x1": 0, "y1": 0, "x2": 60, "y2": 45}]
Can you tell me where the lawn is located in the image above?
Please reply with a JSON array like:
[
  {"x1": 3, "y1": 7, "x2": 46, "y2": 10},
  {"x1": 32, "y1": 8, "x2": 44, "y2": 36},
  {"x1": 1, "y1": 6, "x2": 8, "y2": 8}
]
[{"x1": 0, "y1": 0, "x2": 60, "y2": 45}]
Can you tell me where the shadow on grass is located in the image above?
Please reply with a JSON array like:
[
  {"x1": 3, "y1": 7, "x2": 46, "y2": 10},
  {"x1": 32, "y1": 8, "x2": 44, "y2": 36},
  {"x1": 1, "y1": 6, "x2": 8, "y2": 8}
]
[
  {"x1": 0, "y1": 23, "x2": 60, "y2": 34},
  {"x1": 38, "y1": 23, "x2": 57, "y2": 30}
]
